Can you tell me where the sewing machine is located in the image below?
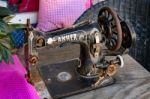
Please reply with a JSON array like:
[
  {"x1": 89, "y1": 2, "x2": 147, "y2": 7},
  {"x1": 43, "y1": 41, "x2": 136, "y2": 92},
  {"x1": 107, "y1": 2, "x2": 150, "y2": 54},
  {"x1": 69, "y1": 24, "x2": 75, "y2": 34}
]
[{"x1": 24, "y1": 7, "x2": 136, "y2": 99}]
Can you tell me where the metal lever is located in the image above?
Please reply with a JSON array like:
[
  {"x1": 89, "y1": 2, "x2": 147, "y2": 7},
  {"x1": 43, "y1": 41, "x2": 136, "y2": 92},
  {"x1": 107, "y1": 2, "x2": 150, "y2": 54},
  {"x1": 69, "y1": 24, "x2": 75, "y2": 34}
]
[{"x1": 26, "y1": 19, "x2": 39, "y2": 66}]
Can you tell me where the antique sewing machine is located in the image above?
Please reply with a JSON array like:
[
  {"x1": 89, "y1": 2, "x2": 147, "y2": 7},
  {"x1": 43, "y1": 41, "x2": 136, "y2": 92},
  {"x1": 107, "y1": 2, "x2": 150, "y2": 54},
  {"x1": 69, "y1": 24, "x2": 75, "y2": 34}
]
[{"x1": 24, "y1": 7, "x2": 136, "y2": 99}]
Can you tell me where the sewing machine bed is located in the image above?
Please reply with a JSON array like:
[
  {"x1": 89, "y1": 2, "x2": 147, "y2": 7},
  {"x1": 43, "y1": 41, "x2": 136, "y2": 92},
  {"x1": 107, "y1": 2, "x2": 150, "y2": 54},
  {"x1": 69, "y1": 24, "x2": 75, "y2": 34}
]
[
  {"x1": 39, "y1": 59, "x2": 114, "y2": 99},
  {"x1": 18, "y1": 45, "x2": 150, "y2": 99}
]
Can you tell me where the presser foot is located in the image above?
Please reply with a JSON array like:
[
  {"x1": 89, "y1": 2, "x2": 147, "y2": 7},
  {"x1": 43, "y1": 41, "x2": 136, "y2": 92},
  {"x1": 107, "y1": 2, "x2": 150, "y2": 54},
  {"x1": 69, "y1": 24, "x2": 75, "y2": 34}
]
[
  {"x1": 92, "y1": 64, "x2": 118, "y2": 87},
  {"x1": 92, "y1": 75, "x2": 114, "y2": 88}
]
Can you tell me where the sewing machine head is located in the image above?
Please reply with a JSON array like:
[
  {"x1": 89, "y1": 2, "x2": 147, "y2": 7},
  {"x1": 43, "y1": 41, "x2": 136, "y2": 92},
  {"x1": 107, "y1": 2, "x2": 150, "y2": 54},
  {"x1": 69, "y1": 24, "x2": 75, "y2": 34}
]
[{"x1": 25, "y1": 7, "x2": 136, "y2": 96}]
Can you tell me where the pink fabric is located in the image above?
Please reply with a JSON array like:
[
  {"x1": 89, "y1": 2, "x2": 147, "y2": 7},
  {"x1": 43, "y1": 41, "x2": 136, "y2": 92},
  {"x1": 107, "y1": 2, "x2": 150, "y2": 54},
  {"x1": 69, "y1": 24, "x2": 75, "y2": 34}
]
[
  {"x1": 0, "y1": 55, "x2": 40, "y2": 99},
  {"x1": 36, "y1": 0, "x2": 92, "y2": 32},
  {"x1": 86, "y1": 0, "x2": 93, "y2": 9}
]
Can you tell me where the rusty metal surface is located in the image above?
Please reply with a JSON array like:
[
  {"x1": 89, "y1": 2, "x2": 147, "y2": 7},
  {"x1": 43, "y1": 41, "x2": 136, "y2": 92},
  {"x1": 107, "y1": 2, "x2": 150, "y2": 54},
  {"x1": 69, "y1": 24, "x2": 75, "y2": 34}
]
[
  {"x1": 18, "y1": 45, "x2": 150, "y2": 99},
  {"x1": 98, "y1": 7, "x2": 122, "y2": 51},
  {"x1": 35, "y1": 45, "x2": 150, "y2": 99},
  {"x1": 29, "y1": 7, "x2": 130, "y2": 89},
  {"x1": 19, "y1": 45, "x2": 81, "y2": 99},
  {"x1": 38, "y1": 59, "x2": 114, "y2": 99},
  {"x1": 18, "y1": 49, "x2": 52, "y2": 99},
  {"x1": 29, "y1": 66, "x2": 52, "y2": 99},
  {"x1": 76, "y1": 0, "x2": 150, "y2": 71},
  {"x1": 38, "y1": 44, "x2": 150, "y2": 98}
]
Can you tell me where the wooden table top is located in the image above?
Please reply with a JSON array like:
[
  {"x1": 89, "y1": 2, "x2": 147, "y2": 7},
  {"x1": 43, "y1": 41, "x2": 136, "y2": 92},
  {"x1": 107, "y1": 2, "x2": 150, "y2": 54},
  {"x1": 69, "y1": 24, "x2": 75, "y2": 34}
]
[{"x1": 35, "y1": 45, "x2": 150, "y2": 99}]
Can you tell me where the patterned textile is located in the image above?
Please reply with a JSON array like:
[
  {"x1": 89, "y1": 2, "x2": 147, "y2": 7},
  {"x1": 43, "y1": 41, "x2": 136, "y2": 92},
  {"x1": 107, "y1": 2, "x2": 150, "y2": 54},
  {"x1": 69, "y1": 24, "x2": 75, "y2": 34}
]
[
  {"x1": 36, "y1": 0, "x2": 92, "y2": 32},
  {"x1": 11, "y1": 29, "x2": 25, "y2": 48},
  {"x1": 0, "y1": 55, "x2": 40, "y2": 99}
]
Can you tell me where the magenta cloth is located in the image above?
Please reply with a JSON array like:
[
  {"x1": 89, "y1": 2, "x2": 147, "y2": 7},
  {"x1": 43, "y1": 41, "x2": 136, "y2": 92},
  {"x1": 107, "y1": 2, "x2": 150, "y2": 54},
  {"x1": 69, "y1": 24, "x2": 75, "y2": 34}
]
[
  {"x1": 36, "y1": 0, "x2": 93, "y2": 32},
  {"x1": 0, "y1": 55, "x2": 40, "y2": 99}
]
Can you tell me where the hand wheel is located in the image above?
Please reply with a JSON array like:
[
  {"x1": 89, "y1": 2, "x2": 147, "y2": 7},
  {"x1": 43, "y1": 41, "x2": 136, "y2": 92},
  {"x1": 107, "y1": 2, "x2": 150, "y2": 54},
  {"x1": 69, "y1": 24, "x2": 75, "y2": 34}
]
[
  {"x1": 98, "y1": 7, "x2": 122, "y2": 51},
  {"x1": 120, "y1": 21, "x2": 136, "y2": 49}
]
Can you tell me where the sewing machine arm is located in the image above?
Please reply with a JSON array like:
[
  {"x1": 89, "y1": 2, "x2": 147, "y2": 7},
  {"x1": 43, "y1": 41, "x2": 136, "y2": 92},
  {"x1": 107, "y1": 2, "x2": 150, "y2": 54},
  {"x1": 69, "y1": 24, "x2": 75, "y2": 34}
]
[{"x1": 24, "y1": 7, "x2": 136, "y2": 87}]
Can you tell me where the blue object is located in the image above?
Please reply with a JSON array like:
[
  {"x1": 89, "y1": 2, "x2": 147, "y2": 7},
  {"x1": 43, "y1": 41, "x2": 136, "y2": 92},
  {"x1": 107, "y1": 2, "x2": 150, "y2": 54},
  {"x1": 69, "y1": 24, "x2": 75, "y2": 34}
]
[{"x1": 11, "y1": 29, "x2": 25, "y2": 48}]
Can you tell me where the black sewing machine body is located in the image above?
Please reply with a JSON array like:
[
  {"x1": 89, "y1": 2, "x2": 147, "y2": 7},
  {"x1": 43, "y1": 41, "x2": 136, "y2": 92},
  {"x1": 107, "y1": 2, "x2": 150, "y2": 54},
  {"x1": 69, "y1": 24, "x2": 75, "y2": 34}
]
[{"x1": 24, "y1": 7, "x2": 136, "y2": 99}]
